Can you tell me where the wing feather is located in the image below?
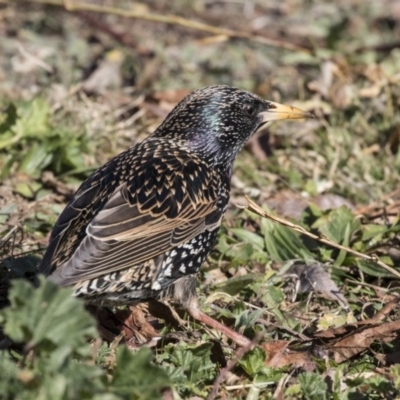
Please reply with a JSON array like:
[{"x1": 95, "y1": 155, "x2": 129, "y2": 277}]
[{"x1": 39, "y1": 139, "x2": 225, "y2": 287}]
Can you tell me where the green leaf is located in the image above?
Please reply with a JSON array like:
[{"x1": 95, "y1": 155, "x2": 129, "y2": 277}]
[
  {"x1": 14, "y1": 181, "x2": 43, "y2": 199},
  {"x1": 14, "y1": 98, "x2": 52, "y2": 139},
  {"x1": 109, "y1": 347, "x2": 170, "y2": 400},
  {"x1": 230, "y1": 228, "x2": 265, "y2": 250},
  {"x1": 225, "y1": 242, "x2": 254, "y2": 262},
  {"x1": 18, "y1": 143, "x2": 53, "y2": 177},
  {"x1": 238, "y1": 347, "x2": 266, "y2": 377},
  {"x1": 298, "y1": 372, "x2": 328, "y2": 400},
  {"x1": 213, "y1": 273, "x2": 264, "y2": 295},
  {"x1": 361, "y1": 224, "x2": 388, "y2": 242},
  {"x1": 0, "y1": 276, "x2": 98, "y2": 356},
  {"x1": 391, "y1": 365, "x2": 400, "y2": 391},
  {"x1": 0, "y1": 103, "x2": 18, "y2": 134},
  {"x1": 0, "y1": 204, "x2": 18, "y2": 224},
  {"x1": 356, "y1": 259, "x2": 397, "y2": 278},
  {"x1": 0, "y1": 351, "x2": 24, "y2": 396},
  {"x1": 333, "y1": 222, "x2": 351, "y2": 267},
  {"x1": 233, "y1": 307, "x2": 265, "y2": 331},
  {"x1": 0, "y1": 99, "x2": 91, "y2": 179},
  {"x1": 316, "y1": 206, "x2": 360, "y2": 244},
  {"x1": 160, "y1": 342, "x2": 216, "y2": 396},
  {"x1": 262, "y1": 285, "x2": 284, "y2": 307},
  {"x1": 261, "y1": 218, "x2": 314, "y2": 262}
]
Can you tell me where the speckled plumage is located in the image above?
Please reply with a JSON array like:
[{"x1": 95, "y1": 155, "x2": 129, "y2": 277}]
[{"x1": 39, "y1": 86, "x2": 312, "y2": 345}]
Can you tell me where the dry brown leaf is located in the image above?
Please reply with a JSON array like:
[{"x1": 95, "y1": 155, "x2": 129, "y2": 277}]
[
  {"x1": 367, "y1": 300, "x2": 399, "y2": 323},
  {"x1": 316, "y1": 300, "x2": 398, "y2": 340},
  {"x1": 117, "y1": 305, "x2": 160, "y2": 345},
  {"x1": 94, "y1": 305, "x2": 160, "y2": 347},
  {"x1": 152, "y1": 89, "x2": 191, "y2": 104},
  {"x1": 329, "y1": 320, "x2": 400, "y2": 363},
  {"x1": 263, "y1": 341, "x2": 315, "y2": 370},
  {"x1": 313, "y1": 301, "x2": 400, "y2": 363},
  {"x1": 355, "y1": 188, "x2": 400, "y2": 216}
]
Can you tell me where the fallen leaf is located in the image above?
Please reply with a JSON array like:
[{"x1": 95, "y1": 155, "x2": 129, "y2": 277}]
[
  {"x1": 313, "y1": 302, "x2": 400, "y2": 364},
  {"x1": 94, "y1": 305, "x2": 161, "y2": 347},
  {"x1": 329, "y1": 320, "x2": 400, "y2": 363},
  {"x1": 263, "y1": 341, "x2": 315, "y2": 370},
  {"x1": 152, "y1": 89, "x2": 191, "y2": 104}
]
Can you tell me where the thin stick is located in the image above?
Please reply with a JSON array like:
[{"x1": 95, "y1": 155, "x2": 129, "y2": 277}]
[
  {"x1": 355, "y1": 188, "x2": 400, "y2": 215},
  {"x1": 225, "y1": 382, "x2": 274, "y2": 391},
  {"x1": 244, "y1": 195, "x2": 400, "y2": 279},
  {"x1": 16, "y1": 0, "x2": 311, "y2": 53}
]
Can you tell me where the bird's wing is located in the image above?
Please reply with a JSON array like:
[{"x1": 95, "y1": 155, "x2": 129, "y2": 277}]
[{"x1": 39, "y1": 141, "x2": 224, "y2": 286}]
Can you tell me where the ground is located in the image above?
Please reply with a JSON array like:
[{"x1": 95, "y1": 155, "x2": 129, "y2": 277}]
[{"x1": 1, "y1": 1, "x2": 400, "y2": 399}]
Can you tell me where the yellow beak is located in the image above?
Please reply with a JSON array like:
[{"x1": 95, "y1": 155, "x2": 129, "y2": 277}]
[{"x1": 259, "y1": 101, "x2": 314, "y2": 122}]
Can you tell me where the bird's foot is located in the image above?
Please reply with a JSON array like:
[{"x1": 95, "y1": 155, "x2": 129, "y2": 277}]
[{"x1": 90, "y1": 305, "x2": 161, "y2": 347}]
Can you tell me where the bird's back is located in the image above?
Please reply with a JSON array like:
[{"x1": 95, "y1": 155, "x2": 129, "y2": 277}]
[{"x1": 38, "y1": 136, "x2": 229, "y2": 304}]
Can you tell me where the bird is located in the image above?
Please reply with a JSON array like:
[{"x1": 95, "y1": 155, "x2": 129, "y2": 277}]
[{"x1": 38, "y1": 85, "x2": 313, "y2": 347}]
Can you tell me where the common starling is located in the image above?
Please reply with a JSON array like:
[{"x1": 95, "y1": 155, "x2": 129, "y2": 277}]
[{"x1": 39, "y1": 85, "x2": 313, "y2": 347}]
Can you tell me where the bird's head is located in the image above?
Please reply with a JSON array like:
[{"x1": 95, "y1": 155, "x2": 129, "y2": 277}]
[{"x1": 153, "y1": 85, "x2": 314, "y2": 168}]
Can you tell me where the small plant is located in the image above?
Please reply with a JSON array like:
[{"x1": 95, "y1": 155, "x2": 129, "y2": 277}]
[{"x1": 0, "y1": 278, "x2": 170, "y2": 400}]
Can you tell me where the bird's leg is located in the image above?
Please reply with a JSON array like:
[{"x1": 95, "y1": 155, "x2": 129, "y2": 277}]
[
  {"x1": 186, "y1": 302, "x2": 252, "y2": 347},
  {"x1": 171, "y1": 275, "x2": 252, "y2": 347}
]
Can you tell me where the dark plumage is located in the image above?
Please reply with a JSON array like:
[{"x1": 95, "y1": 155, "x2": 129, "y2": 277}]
[{"x1": 39, "y1": 85, "x2": 313, "y2": 346}]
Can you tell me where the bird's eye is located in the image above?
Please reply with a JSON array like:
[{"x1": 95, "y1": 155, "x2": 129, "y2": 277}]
[{"x1": 244, "y1": 104, "x2": 257, "y2": 116}]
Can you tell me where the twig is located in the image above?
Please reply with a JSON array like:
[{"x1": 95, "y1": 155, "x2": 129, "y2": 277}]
[
  {"x1": 225, "y1": 382, "x2": 274, "y2": 391},
  {"x1": 345, "y1": 279, "x2": 388, "y2": 292},
  {"x1": 0, "y1": 225, "x2": 19, "y2": 250},
  {"x1": 15, "y1": 0, "x2": 311, "y2": 53},
  {"x1": 355, "y1": 188, "x2": 400, "y2": 215},
  {"x1": 366, "y1": 299, "x2": 399, "y2": 323},
  {"x1": 207, "y1": 332, "x2": 263, "y2": 400},
  {"x1": 16, "y1": 42, "x2": 53, "y2": 72},
  {"x1": 354, "y1": 40, "x2": 400, "y2": 54},
  {"x1": 244, "y1": 195, "x2": 400, "y2": 279}
]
